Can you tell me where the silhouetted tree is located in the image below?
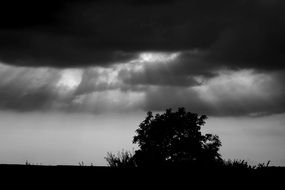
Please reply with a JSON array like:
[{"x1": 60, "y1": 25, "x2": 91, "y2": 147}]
[{"x1": 132, "y1": 107, "x2": 222, "y2": 168}]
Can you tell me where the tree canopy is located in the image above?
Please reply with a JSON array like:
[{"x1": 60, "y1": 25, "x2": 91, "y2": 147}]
[{"x1": 132, "y1": 107, "x2": 222, "y2": 167}]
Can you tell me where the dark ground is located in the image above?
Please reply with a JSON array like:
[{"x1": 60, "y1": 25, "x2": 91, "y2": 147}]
[{"x1": 0, "y1": 164, "x2": 283, "y2": 188}]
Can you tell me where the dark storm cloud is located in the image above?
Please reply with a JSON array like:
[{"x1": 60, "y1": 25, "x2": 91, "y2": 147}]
[
  {"x1": 3, "y1": 0, "x2": 284, "y2": 69},
  {"x1": 1, "y1": 0, "x2": 285, "y2": 117},
  {"x1": 208, "y1": 0, "x2": 285, "y2": 71},
  {"x1": 0, "y1": 29, "x2": 138, "y2": 67}
]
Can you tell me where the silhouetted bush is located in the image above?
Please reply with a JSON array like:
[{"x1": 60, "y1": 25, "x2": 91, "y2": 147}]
[
  {"x1": 105, "y1": 107, "x2": 273, "y2": 169},
  {"x1": 256, "y1": 160, "x2": 271, "y2": 169},
  {"x1": 219, "y1": 159, "x2": 271, "y2": 170},
  {"x1": 132, "y1": 107, "x2": 222, "y2": 168},
  {"x1": 105, "y1": 150, "x2": 136, "y2": 168},
  {"x1": 221, "y1": 159, "x2": 256, "y2": 169}
]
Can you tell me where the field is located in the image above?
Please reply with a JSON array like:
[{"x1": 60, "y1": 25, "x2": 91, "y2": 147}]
[{"x1": 0, "y1": 164, "x2": 283, "y2": 188}]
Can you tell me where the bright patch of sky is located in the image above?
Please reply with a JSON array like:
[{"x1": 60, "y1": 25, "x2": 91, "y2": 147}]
[{"x1": 56, "y1": 69, "x2": 83, "y2": 90}]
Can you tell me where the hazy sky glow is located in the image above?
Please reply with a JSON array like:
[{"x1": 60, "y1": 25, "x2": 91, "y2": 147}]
[{"x1": 0, "y1": 0, "x2": 285, "y2": 166}]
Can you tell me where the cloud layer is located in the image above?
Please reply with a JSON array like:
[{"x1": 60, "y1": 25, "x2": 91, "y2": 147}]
[
  {"x1": 1, "y1": 53, "x2": 284, "y2": 116},
  {"x1": 0, "y1": 0, "x2": 284, "y2": 116},
  {"x1": 0, "y1": 0, "x2": 284, "y2": 71}
]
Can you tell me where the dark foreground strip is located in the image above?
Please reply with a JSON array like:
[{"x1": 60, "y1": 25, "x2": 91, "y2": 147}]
[{"x1": 0, "y1": 165, "x2": 283, "y2": 188}]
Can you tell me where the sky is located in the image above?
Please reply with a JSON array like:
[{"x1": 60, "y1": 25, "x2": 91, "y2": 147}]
[{"x1": 0, "y1": 0, "x2": 284, "y2": 166}]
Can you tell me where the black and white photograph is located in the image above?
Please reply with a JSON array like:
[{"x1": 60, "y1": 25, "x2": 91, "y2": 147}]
[{"x1": 0, "y1": 0, "x2": 284, "y2": 186}]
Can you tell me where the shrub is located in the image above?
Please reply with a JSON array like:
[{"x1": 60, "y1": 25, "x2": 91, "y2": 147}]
[
  {"x1": 105, "y1": 150, "x2": 136, "y2": 168},
  {"x1": 220, "y1": 159, "x2": 271, "y2": 170},
  {"x1": 221, "y1": 159, "x2": 255, "y2": 169}
]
